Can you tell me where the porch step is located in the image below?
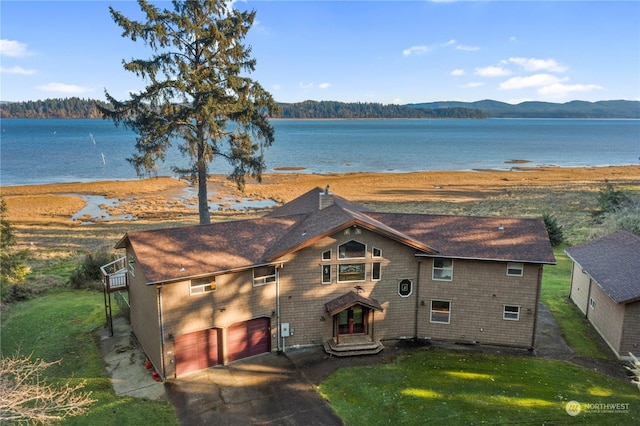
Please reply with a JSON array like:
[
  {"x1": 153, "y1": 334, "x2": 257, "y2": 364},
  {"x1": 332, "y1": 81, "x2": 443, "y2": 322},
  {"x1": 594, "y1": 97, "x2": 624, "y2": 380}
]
[{"x1": 323, "y1": 339, "x2": 384, "y2": 357}]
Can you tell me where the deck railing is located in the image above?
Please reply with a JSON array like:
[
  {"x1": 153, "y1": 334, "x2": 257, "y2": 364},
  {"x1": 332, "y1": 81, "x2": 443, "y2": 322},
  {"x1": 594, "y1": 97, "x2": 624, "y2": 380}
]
[{"x1": 100, "y1": 256, "x2": 128, "y2": 291}]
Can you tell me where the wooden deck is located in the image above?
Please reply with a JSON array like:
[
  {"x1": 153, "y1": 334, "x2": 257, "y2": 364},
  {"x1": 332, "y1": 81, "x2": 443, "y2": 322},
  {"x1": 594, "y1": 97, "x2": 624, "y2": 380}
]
[{"x1": 323, "y1": 335, "x2": 384, "y2": 357}]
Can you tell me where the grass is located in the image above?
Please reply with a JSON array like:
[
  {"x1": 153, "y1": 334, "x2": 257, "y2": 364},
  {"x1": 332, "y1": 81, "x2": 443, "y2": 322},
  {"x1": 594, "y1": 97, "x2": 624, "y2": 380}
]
[
  {"x1": 0, "y1": 291, "x2": 177, "y2": 425},
  {"x1": 319, "y1": 348, "x2": 640, "y2": 425},
  {"x1": 540, "y1": 248, "x2": 608, "y2": 359}
]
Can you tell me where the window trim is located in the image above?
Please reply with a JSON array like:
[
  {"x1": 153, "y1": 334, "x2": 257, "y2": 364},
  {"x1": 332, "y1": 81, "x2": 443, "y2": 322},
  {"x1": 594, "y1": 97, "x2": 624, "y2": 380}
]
[
  {"x1": 503, "y1": 305, "x2": 520, "y2": 321},
  {"x1": 322, "y1": 249, "x2": 332, "y2": 261},
  {"x1": 253, "y1": 265, "x2": 277, "y2": 286},
  {"x1": 589, "y1": 297, "x2": 596, "y2": 310},
  {"x1": 338, "y1": 240, "x2": 366, "y2": 259},
  {"x1": 337, "y1": 263, "x2": 366, "y2": 283},
  {"x1": 432, "y1": 258, "x2": 453, "y2": 281},
  {"x1": 190, "y1": 277, "x2": 216, "y2": 295},
  {"x1": 372, "y1": 247, "x2": 382, "y2": 258},
  {"x1": 322, "y1": 264, "x2": 332, "y2": 284},
  {"x1": 430, "y1": 299, "x2": 451, "y2": 324},
  {"x1": 398, "y1": 279, "x2": 412, "y2": 297},
  {"x1": 507, "y1": 262, "x2": 524, "y2": 277}
]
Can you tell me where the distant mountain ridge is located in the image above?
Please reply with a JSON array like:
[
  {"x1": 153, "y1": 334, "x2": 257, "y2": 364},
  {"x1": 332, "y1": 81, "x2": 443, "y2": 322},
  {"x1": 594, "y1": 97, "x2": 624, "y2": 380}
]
[
  {"x1": 1, "y1": 97, "x2": 638, "y2": 119},
  {"x1": 407, "y1": 100, "x2": 640, "y2": 118}
]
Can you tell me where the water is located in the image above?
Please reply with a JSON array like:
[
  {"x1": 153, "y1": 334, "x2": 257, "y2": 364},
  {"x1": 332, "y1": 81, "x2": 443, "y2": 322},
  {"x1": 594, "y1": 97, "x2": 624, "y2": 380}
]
[{"x1": 1, "y1": 118, "x2": 638, "y2": 186}]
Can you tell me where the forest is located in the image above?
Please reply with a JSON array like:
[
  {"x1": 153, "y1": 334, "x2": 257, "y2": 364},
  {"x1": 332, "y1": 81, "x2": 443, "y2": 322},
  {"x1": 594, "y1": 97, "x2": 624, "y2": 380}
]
[{"x1": 0, "y1": 98, "x2": 485, "y2": 119}]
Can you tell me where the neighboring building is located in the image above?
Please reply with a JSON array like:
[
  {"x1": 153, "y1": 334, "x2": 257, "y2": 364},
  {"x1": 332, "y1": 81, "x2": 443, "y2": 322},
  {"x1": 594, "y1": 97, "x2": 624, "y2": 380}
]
[
  {"x1": 106, "y1": 187, "x2": 555, "y2": 379},
  {"x1": 565, "y1": 231, "x2": 640, "y2": 361}
]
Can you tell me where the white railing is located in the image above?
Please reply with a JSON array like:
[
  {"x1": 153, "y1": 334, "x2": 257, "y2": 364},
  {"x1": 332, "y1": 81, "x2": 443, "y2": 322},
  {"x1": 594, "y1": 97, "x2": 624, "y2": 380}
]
[{"x1": 101, "y1": 256, "x2": 128, "y2": 291}]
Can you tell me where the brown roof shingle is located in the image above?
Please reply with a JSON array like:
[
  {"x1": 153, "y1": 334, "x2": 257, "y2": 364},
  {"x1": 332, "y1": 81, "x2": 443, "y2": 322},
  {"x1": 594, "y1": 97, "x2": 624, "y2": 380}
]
[{"x1": 565, "y1": 231, "x2": 640, "y2": 304}]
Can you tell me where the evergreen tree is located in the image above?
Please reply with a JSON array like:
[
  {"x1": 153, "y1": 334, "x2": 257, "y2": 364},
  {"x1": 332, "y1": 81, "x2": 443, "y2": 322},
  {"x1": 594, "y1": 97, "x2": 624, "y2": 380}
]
[
  {"x1": 99, "y1": 0, "x2": 278, "y2": 224},
  {"x1": 542, "y1": 213, "x2": 565, "y2": 247}
]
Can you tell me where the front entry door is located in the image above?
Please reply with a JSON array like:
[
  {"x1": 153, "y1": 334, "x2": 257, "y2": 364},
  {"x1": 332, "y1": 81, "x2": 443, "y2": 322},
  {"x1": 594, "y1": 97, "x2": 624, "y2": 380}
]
[{"x1": 337, "y1": 306, "x2": 366, "y2": 334}]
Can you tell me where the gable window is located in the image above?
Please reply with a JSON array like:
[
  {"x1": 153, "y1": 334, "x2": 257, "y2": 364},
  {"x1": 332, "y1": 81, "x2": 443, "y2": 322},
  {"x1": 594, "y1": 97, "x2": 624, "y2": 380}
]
[
  {"x1": 507, "y1": 262, "x2": 524, "y2": 277},
  {"x1": 432, "y1": 258, "x2": 453, "y2": 281},
  {"x1": 372, "y1": 247, "x2": 382, "y2": 258},
  {"x1": 430, "y1": 300, "x2": 451, "y2": 323},
  {"x1": 322, "y1": 250, "x2": 332, "y2": 261},
  {"x1": 589, "y1": 297, "x2": 596, "y2": 310},
  {"x1": 190, "y1": 277, "x2": 216, "y2": 295},
  {"x1": 253, "y1": 265, "x2": 276, "y2": 286},
  {"x1": 398, "y1": 279, "x2": 412, "y2": 297},
  {"x1": 322, "y1": 265, "x2": 332, "y2": 284},
  {"x1": 503, "y1": 305, "x2": 520, "y2": 320},
  {"x1": 339, "y1": 240, "x2": 366, "y2": 259},
  {"x1": 338, "y1": 263, "x2": 365, "y2": 282},
  {"x1": 372, "y1": 262, "x2": 381, "y2": 281}
]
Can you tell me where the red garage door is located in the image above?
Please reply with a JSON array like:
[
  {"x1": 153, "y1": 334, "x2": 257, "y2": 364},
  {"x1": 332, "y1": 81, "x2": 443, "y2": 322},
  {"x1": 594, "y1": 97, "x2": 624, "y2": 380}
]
[
  {"x1": 227, "y1": 318, "x2": 271, "y2": 362},
  {"x1": 174, "y1": 328, "x2": 220, "y2": 376}
]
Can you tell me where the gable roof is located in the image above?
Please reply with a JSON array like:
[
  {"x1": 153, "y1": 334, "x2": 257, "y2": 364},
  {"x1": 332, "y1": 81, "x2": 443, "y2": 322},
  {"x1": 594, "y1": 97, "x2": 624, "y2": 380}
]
[
  {"x1": 325, "y1": 291, "x2": 383, "y2": 316},
  {"x1": 565, "y1": 231, "x2": 640, "y2": 304},
  {"x1": 118, "y1": 187, "x2": 555, "y2": 285}
]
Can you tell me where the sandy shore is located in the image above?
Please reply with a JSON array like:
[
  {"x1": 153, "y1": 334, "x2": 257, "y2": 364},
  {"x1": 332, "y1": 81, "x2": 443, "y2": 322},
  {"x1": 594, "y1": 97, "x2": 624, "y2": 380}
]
[{"x1": 3, "y1": 165, "x2": 639, "y2": 225}]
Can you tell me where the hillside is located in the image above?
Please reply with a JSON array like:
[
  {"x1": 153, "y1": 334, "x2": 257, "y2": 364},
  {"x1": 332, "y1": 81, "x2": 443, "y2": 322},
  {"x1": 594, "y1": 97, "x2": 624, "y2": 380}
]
[{"x1": 407, "y1": 99, "x2": 640, "y2": 118}]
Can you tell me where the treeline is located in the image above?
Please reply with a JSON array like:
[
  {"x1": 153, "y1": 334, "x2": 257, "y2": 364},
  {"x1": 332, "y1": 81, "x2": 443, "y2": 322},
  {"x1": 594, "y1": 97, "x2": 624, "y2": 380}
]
[
  {"x1": 0, "y1": 97, "x2": 111, "y2": 118},
  {"x1": 278, "y1": 100, "x2": 486, "y2": 119},
  {"x1": 0, "y1": 98, "x2": 486, "y2": 119}
]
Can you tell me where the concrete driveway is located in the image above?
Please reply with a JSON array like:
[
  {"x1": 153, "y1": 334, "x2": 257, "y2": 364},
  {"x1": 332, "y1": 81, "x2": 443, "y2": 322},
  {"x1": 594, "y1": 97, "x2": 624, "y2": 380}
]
[{"x1": 164, "y1": 352, "x2": 342, "y2": 425}]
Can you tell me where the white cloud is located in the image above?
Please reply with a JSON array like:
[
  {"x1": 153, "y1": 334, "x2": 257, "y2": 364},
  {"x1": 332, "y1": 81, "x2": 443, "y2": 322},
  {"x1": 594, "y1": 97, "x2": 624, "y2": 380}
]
[
  {"x1": 0, "y1": 39, "x2": 33, "y2": 57},
  {"x1": 461, "y1": 82, "x2": 484, "y2": 88},
  {"x1": 299, "y1": 82, "x2": 314, "y2": 89},
  {"x1": 37, "y1": 82, "x2": 92, "y2": 94},
  {"x1": 272, "y1": 84, "x2": 281, "y2": 91},
  {"x1": 443, "y1": 39, "x2": 456, "y2": 47},
  {"x1": 509, "y1": 36, "x2": 518, "y2": 42},
  {"x1": 475, "y1": 65, "x2": 511, "y2": 77},
  {"x1": 456, "y1": 44, "x2": 479, "y2": 52},
  {"x1": 402, "y1": 45, "x2": 429, "y2": 56},
  {"x1": 538, "y1": 82, "x2": 603, "y2": 96},
  {"x1": 318, "y1": 82, "x2": 331, "y2": 89},
  {"x1": 499, "y1": 74, "x2": 566, "y2": 90},
  {"x1": 1, "y1": 66, "x2": 36, "y2": 75},
  {"x1": 508, "y1": 57, "x2": 568, "y2": 72},
  {"x1": 450, "y1": 69, "x2": 464, "y2": 76}
]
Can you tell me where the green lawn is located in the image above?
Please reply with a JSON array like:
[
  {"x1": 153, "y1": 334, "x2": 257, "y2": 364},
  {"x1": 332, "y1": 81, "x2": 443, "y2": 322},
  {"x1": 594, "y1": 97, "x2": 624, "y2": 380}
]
[
  {"x1": 0, "y1": 291, "x2": 177, "y2": 425},
  {"x1": 540, "y1": 248, "x2": 608, "y2": 359},
  {"x1": 319, "y1": 348, "x2": 640, "y2": 425}
]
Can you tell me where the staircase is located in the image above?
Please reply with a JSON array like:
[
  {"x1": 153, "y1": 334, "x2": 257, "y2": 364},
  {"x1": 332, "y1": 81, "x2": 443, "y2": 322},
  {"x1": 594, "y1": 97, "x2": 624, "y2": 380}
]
[{"x1": 323, "y1": 335, "x2": 384, "y2": 357}]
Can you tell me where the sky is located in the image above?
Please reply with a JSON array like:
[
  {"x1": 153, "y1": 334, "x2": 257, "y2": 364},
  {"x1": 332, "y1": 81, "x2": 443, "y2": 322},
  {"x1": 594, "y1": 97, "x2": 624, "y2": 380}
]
[{"x1": 1, "y1": 1, "x2": 639, "y2": 105}]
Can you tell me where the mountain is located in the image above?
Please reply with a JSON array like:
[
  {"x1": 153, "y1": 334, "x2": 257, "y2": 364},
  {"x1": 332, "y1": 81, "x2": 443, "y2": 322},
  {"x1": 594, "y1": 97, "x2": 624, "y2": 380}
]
[{"x1": 406, "y1": 100, "x2": 640, "y2": 118}]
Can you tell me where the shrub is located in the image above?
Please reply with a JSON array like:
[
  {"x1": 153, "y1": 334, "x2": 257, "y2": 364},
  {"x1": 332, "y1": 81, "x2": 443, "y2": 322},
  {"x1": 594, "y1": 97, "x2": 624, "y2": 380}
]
[
  {"x1": 596, "y1": 180, "x2": 631, "y2": 217},
  {"x1": 0, "y1": 197, "x2": 31, "y2": 302},
  {"x1": 69, "y1": 250, "x2": 115, "y2": 290}
]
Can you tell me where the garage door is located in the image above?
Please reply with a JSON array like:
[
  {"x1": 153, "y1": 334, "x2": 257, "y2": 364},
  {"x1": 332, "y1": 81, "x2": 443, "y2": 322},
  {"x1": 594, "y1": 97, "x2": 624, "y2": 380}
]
[
  {"x1": 227, "y1": 318, "x2": 271, "y2": 362},
  {"x1": 174, "y1": 328, "x2": 220, "y2": 376}
]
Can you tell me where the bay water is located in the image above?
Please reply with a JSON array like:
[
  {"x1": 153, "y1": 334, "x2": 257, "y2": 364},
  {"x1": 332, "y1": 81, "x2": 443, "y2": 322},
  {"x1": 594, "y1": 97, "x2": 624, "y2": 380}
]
[{"x1": 1, "y1": 118, "x2": 638, "y2": 187}]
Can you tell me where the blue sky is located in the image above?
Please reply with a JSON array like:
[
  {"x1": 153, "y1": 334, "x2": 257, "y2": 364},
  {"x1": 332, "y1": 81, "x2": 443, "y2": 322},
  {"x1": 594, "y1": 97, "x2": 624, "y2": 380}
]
[{"x1": 1, "y1": 1, "x2": 639, "y2": 104}]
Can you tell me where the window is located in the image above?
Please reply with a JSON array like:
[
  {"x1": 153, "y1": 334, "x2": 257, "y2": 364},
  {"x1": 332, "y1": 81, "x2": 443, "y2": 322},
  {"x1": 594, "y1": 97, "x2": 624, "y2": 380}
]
[
  {"x1": 322, "y1": 265, "x2": 332, "y2": 284},
  {"x1": 503, "y1": 305, "x2": 520, "y2": 320},
  {"x1": 398, "y1": 279, "x2": 412, "y2": 297},
  {"x1": 190, "y1": 277, "x2": 216, "y2": 295},
  {"x1": 430, "y1": 300, "x2": 451, "y2": 323},
  {"x1": 338, "y1": 240, "x2": 366, "y2": 259},
  {"x1": 127, "y1": 254, "x2": 136, "y2": 276},
  {"x1": 322, "y1": 250, "x2": 332, "y2": 261},
  {"x1": 507, "y1": 262, "x2": 524, "y2": 277},
  {"x1": 432, "y1": 258, "x2": 453, "y2": 281},
  {"x1": 253, "y1": 265, "x2": 276, "y2": 286},
  {"x1": 372, "y1": 247, "x2": 382, "y2": 258},
  {"x1": 338, "y1": 263, "x2": 365, "y2": 282},
  {"x1": 372, "y1": 262, "x2": 381, "y2": 281},
  {"x1": 589, "y1": 297, "x2": 596, "y2": 309}
]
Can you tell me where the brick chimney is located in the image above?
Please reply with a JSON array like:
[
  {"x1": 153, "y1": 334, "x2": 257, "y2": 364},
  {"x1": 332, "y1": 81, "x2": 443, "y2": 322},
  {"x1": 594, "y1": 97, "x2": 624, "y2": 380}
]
[{"x1": 319, "y1": 185, "x2": 334, "y2": 210}]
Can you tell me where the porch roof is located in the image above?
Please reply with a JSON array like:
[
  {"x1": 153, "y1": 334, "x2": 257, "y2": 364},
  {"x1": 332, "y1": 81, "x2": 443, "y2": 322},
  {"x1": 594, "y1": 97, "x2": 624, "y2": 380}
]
[{"x1": 325, "y1": 291, "x2": 384, "y2": 316}]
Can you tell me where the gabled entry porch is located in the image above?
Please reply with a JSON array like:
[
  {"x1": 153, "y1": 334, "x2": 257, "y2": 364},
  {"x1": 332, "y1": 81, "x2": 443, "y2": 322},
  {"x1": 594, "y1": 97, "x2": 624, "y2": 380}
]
[{"x1": 323, "y1": 291, "x2": 384, "y2": 356}]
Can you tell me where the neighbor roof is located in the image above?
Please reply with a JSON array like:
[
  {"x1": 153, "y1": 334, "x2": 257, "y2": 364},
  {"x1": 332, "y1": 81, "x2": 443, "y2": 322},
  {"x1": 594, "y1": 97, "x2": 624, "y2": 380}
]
[
  {"x1": 565, "y1": 231, "x2": 640, "y2": 304},
  {"x1": 118, "y1": 187, "x2": 555, "y2": 285}
]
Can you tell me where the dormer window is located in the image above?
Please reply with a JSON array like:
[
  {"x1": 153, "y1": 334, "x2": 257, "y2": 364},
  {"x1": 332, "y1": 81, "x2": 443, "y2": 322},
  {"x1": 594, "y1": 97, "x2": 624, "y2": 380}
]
[{"x1": 338, "y1": 240, "x2": 366, "y2": 259}]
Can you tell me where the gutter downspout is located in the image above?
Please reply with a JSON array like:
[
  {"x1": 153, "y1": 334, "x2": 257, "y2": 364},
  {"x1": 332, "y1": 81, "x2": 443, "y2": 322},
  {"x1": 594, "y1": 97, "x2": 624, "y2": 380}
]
[
  {"x1": 276, "y1": 265, "x2": 282, "y2": 352},
  {"x1": 414, "y1": 260, "x2": 421, "y2": 341},
  {"x1": 157, "y1": 286, "x2": 166, "y2": 380},
  {"x1": 530, "y1": 265, "x2": 543, "y2": 350}
]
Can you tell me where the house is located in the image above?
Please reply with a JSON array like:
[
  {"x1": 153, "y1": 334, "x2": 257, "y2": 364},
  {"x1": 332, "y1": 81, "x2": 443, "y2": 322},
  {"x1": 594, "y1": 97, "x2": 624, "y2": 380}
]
[
  {"x1": 106, "y1": 187, "x2": 555, "y2": 379},
  {"x1": 565, "y1": 231, "x2": 640, "y2": 361}
]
